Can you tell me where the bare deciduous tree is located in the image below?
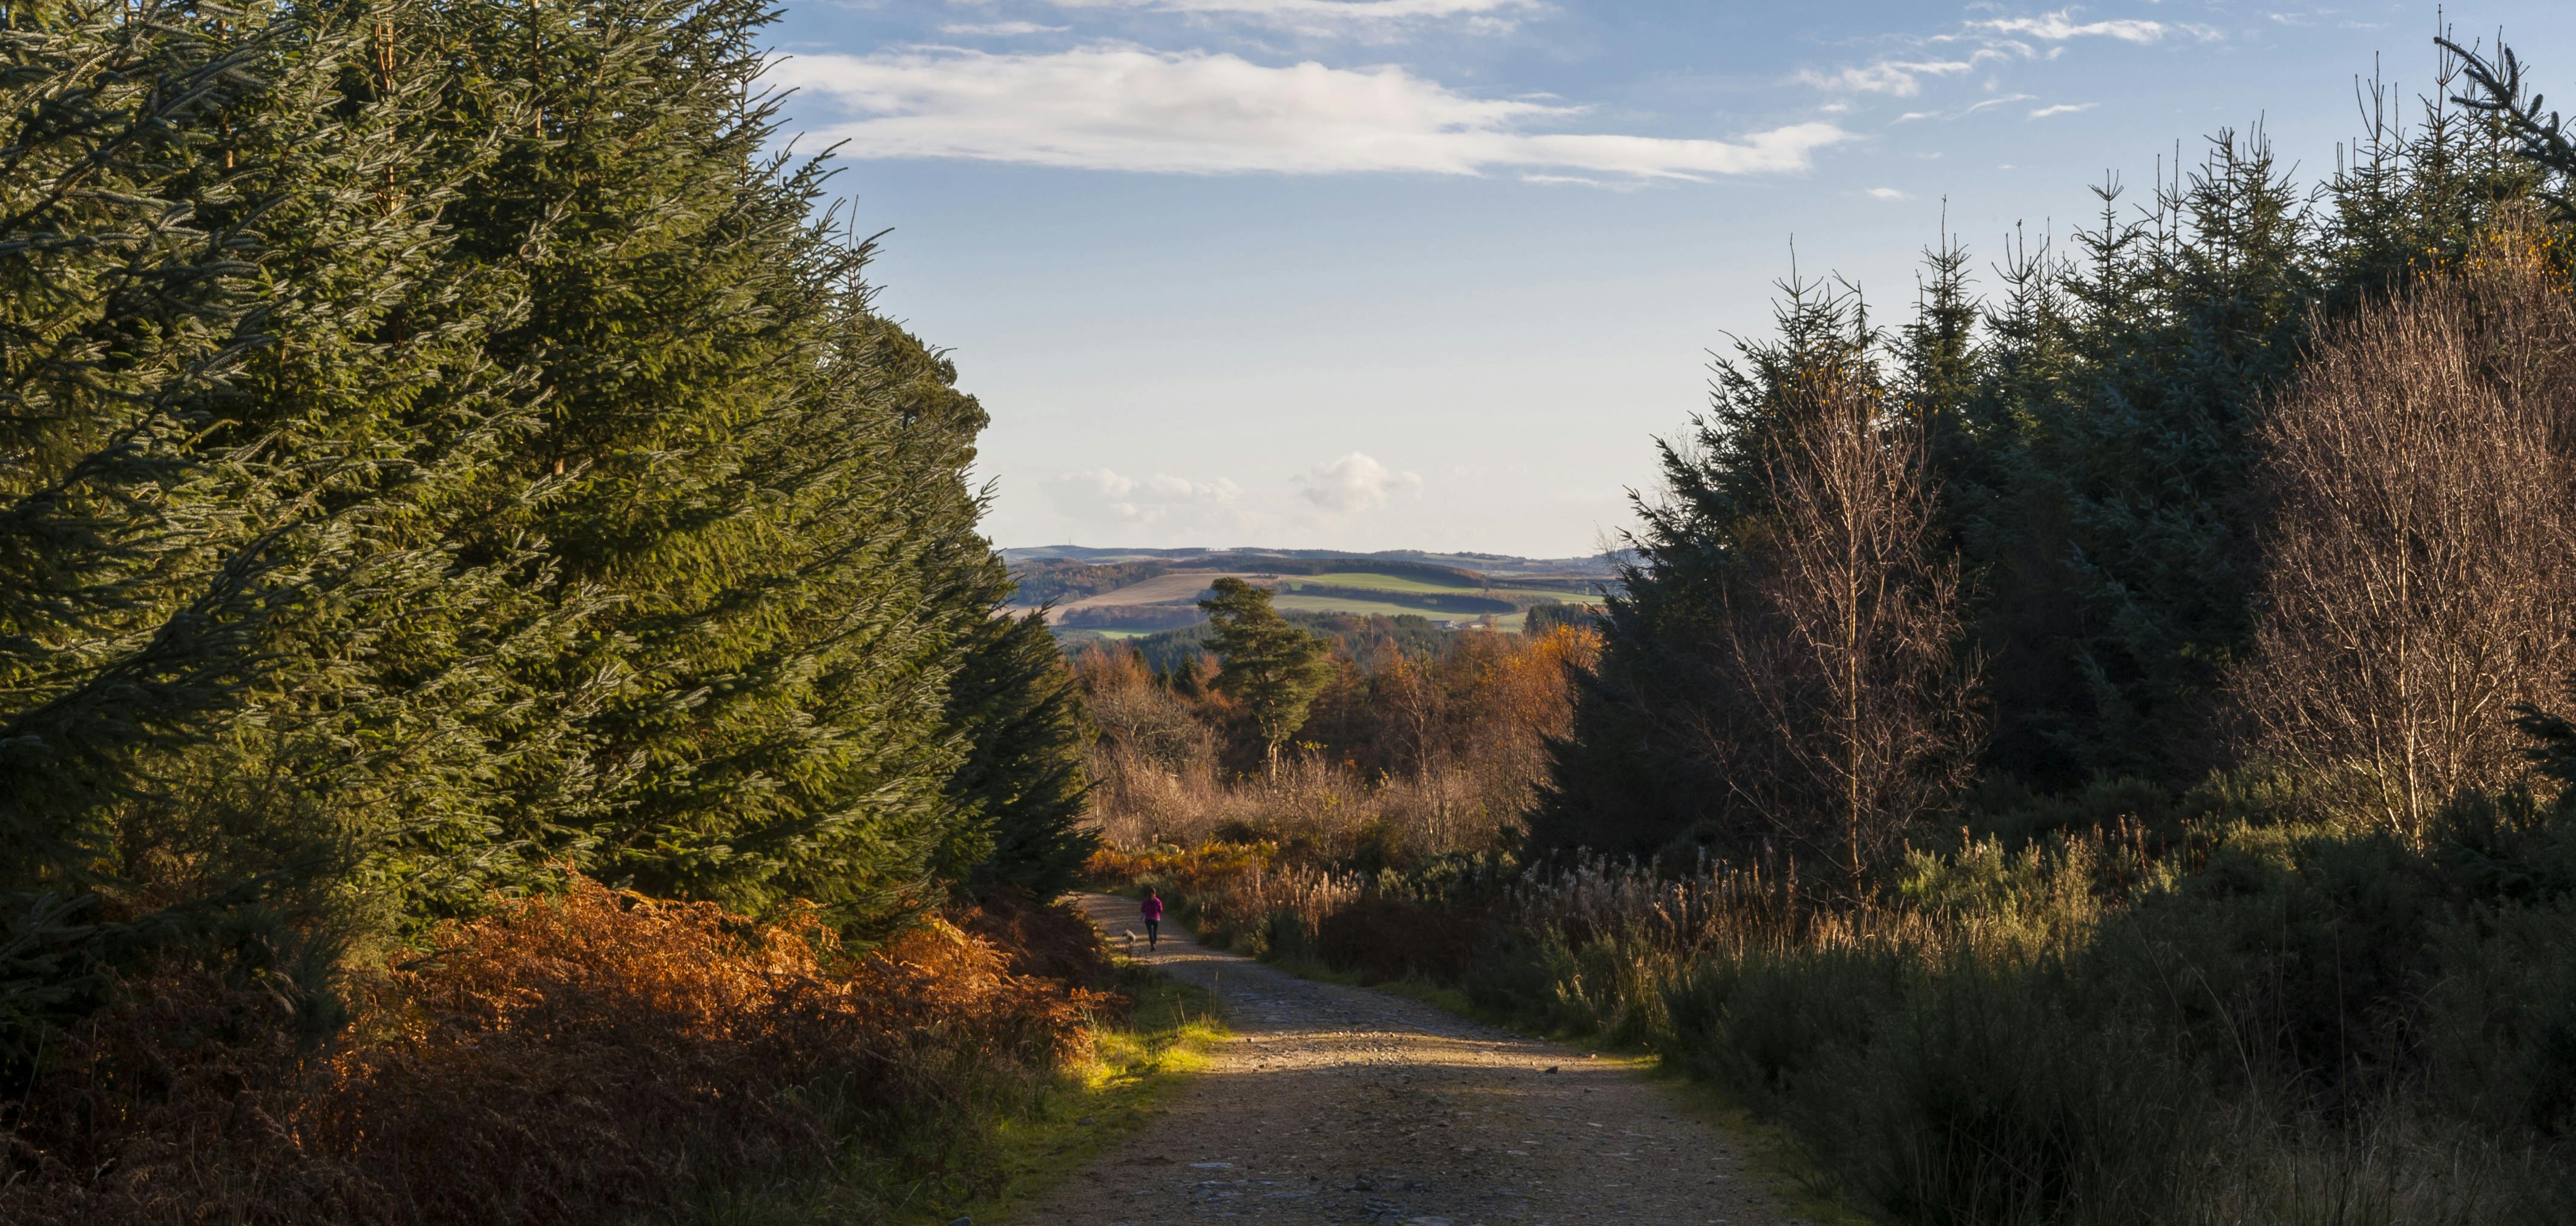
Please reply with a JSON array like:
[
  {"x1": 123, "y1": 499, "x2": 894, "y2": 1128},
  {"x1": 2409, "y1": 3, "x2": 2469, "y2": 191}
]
[
  {"x1": 1709, "y1": 374, "x2": 1982, "y2": 892},
  {"x1": 2234, "y1": 234, "x2": 2576, "y2": 841}
]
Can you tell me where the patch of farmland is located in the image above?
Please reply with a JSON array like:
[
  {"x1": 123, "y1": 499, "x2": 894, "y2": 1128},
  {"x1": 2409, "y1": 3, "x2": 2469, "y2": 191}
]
[
  {"x1": 1040, "y1": 564, "x2": 1586, "y2": 633},
  {"x1": 1044, "y1": 570, "x2": 1249, "y2": 624},
  {"x1": 1266, "y1": 589, "x2": 1526, "y2": 631},
  {"x1": 1280, "y1": 572, "x2": 1593, "y2": 603}
]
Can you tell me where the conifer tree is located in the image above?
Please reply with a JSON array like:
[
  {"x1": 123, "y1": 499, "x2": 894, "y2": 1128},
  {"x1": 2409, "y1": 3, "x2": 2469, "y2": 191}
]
[
  {"x1": 944, "y1": 611, "x2": 1097, "y2": 898},
  {"x1": 0, "y1": 0, "x2": 607, "y2": 1051},
  {"x1": 373, "y1": 0, "x2": 1014, "y2": 923},
  {"x1": 1531, "y1": 274, "x2": 1880, "y2": 858},
  {"x1": 2, "y1": 0, "x2": 1088, "y2": 1073},
  {"x1": 1200, "y1": 578, "x2": 1333, "y2": 777}
]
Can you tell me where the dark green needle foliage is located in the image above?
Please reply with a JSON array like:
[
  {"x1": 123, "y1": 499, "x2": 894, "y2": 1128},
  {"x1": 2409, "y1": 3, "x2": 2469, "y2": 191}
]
[
  {"x1": 1531, "y1": 272, "x2": 1878, "y2": 859},
  {"x1": 945, "y1": 608, "x2": 1098, "y2": 899},
  {"x1": 1538, "y1": 34, "x2": 2576, "y2": 860},
  {"x1": 1200, "y1": 576, "x2": 1335, "y2": 776},
  {"x1": 0, "y1": 0, "x2": 1091, "y2": 1078}
]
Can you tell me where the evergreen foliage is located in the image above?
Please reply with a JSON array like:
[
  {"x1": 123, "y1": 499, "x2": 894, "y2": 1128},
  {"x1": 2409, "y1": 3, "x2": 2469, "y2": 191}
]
[
  {"x1": 1532, "y1": 274, "x2": 1879, "y2": 858},
  {"x1": 1539, "y1": 36, "x2": 2576, "y2": 858},
  {"x1": 946, "y1": 610, "x2": 1098, "y2": 898},
  {"x1": 0, "y1": 0, "x2": 1090, "y2": 1079},
  {"x1": 1198, "y1": 577, "x2": 1334, "y2": 773}
]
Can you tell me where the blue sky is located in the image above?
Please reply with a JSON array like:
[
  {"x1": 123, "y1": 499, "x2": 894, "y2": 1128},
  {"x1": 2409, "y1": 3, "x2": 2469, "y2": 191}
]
[{"x1": 766, "y1": 2, "x2": 2571, "y2": 558}]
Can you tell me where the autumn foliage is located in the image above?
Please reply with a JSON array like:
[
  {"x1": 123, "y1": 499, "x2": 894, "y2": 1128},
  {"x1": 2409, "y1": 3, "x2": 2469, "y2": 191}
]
[
  {"x1": 1077, "y1": 623, "x2": 1601, "y2": 857},
  {"x1": 2, "y1": 879, "x2": 1111, "y2": 1225}
]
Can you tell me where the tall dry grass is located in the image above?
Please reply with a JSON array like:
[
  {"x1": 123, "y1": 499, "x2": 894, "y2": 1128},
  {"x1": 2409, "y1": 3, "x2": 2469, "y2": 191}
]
[{"x1": 1109, "y1": 790, "x2": 2576, "y2": 1225}]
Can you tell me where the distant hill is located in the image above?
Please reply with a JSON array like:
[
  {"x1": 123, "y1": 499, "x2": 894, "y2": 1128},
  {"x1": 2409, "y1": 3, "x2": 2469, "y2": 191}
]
[
  {"x1": 1000, "y1": 545, "x2": 1632, "y2": 579},
  {"x1": 1005, "y1": 546, "x2": 1625, "y2": 638}
]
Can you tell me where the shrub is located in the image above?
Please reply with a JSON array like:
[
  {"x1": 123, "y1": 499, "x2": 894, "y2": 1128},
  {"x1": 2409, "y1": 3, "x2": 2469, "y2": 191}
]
[{"x1": 1, "y1": 878, "x2": 1109, "y2": 1225}]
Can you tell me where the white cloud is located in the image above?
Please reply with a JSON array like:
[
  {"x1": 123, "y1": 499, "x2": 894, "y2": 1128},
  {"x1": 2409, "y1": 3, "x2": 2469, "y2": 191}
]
[
  {"x1": 1295, "y1": 452, "x2": 1422, "y2": 513},
  {"x1": 1042, "y1": 0, "x2": 1528, "y2": 14},
  {"x1": 774, "y1": 46, "x2": 1853, "y2": 180},
  {"x1": 1794, "y1": 56, "x2": 1986, "y2": 97},
  {"x1": 985, "y1": 0, "x2": 1542, "y2": 36},
  {"x1": 1043, "y1": 467, "x2": 1246, "y2": 526},
  {"x1": 1958, "y1": 93, "x2": 2038, "y2": 116},
  {"x1": 1971, "y1": 9, "x2": 2220, "y2": 44},
  {"x1": 939, "y1": 21, "x2": 1070, "y2": 35},
  {"x1": 1865, "y1": 186, "x2": 1909, "y2": 200},
  {"x1": 1521, "y1": 173, "x2": 1647, "y2": 191},
  {"x1": 2027, "y1": 102, "x2": 2097, "y2": 118}
]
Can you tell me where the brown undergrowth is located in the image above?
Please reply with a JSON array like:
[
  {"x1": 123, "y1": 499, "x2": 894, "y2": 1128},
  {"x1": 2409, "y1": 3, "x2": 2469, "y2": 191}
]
[{"x1": 1, "y1": 879, "x2": 1116, "y2": 1225}]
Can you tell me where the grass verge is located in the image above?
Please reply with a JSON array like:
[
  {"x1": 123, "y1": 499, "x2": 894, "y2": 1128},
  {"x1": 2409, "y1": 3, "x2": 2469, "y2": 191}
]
[
  {"x1": 697, "y1": 964, "x2": 1223, "y2": 1225},
  {"x1": 930, "y1": 964, "x2": 1225, "y2": 1225},
  {"x1": 687, "y1": 946, "x2": 1224, "y2": 1226}
]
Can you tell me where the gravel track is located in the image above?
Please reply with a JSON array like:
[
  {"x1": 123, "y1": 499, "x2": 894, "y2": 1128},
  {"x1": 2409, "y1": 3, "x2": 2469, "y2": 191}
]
[{"x1": 1014, "y1": 894, "x2": 1804, "y2": 1225}]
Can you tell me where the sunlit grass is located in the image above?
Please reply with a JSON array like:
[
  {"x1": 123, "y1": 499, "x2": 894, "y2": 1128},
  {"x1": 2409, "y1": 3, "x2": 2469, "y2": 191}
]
[{"x1": 935, "y1": 967, "x2": 1226, "y2": 1225}]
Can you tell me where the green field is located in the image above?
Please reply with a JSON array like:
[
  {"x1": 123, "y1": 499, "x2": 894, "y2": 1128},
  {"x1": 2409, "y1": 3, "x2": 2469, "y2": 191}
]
[
  {"x1": 1278, "y1": 572, "x2": 1587, "y2": 603},
  {"x1": 1266, "y1": 590, "x2": 1526, "y2": 631},
  {"x1": 1031, "y1": 556, "x2": 1606, "y2": 641}
]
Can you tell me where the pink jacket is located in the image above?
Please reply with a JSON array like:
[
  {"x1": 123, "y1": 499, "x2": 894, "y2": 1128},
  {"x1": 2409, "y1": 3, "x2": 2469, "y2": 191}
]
[{"x1": 1140, "y1": 896, "x2": 1165, "y2": 921}]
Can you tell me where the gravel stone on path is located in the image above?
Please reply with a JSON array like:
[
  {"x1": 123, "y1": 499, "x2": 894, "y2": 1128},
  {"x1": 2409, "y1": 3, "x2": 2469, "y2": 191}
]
[{"x1": 1018, "y1": 894, "x2": 1807, "y2": 1225}]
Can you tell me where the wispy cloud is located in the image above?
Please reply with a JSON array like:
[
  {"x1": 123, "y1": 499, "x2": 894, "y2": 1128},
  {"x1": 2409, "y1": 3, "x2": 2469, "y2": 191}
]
[
  {"x1": 1521, "y1": 173, "x2": 1649, "y2": 191},
  {"x1": 939, "y1": 21, "x2": 1070, "y2": 35},
  {"x1": 990, "y1": 0, "x2": 1542, "y2": 35},
  {"x1": 1795, "y1": 56, "x2": 1984, "y2": 97},
  {"x1": 2028, "y1": 101, "x2": 2097, "y2": 118},
  {"x1": 1970, "y1": 8, "x2": 2221, "y2": 44},
  {"x1": 1865, "y1": 186, "x2": 1909, "y2": 200},
  {"x1": 2266, "y1": 8, "x2": 2344, "y2": 28},
  {"x1": 1959, "y1": 93, "x2": 2039, "y2": 116},
  {"x1": 775, "y1": 46, "x2": 1853, "y2": 181}
]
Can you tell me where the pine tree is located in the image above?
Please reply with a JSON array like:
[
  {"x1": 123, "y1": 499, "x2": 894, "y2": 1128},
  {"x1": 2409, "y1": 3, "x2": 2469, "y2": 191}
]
[
  {"x1": 1530, "y1": 274, "x2": 1879, "y2": 858},
  {"x1": 944, "y1": 611, "x2": 1097, "y2": 898},
  {"x1": 370, "y1": 0, "x2": 1013, "y2": 924},
  {"x1": 1200, "y1": 578, "x2": 1333, "y2": 777}
]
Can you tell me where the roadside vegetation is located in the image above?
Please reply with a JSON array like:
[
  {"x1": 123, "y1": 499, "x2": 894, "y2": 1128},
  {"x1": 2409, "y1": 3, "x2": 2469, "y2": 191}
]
[
  {"x1": 0, "y1": 0, "x2": 1118, "y2": 1220},
  {"x1": 1077, "y1": 36, "x2": 2576, "y2": 1225},
  {"x1": 15, "y1": 2, "x2": 2576, "y2": 1222}
]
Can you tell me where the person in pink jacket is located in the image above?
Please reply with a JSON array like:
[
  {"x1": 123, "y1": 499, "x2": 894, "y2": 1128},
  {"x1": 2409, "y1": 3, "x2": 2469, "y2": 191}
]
[{"x1": 1140, "y1": 890, "x2": 1165, "y2": 951}]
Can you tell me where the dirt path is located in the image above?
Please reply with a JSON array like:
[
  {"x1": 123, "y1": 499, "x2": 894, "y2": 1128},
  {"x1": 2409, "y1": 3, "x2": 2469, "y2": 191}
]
[{"x1": 1017, "y1": 894, "x2": 1804, "y2": 1225}]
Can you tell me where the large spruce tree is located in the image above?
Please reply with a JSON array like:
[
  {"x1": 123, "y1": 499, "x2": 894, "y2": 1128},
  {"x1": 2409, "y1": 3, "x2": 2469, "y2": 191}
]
[{"x1": 3, "y1": 0, "x2": 1094, "y2": 1067}]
